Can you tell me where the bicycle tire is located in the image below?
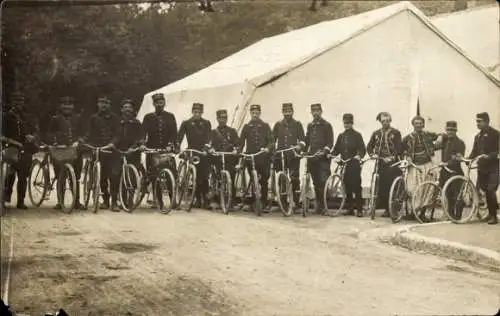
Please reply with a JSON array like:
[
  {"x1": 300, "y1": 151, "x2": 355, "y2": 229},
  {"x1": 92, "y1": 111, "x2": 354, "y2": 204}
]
[
  {"x1": 92, "y1": 161, "x2": 101, "y2": 213},
  {"x1": 302, "y1": 173, "x2": 311, "y2": 218},
  {"x1": 368, "y1": 173, "x2": 379, "y2": 220},
  {"x1": 412, "y1": 181, "x2": 444, "y2": 224},
  {"x1": 323, "y1": 174, "x2": 346, "y2": 215},
  {"x1": 155, "y1": 167, "x2": 176, "y2": 214},
  {"x1": 119, "y1": 164, "x2": 141, "y2": 213},
  {"x1": 275, "y1": 171, "x2": 293, "y2": 217},
  {"x1": 218, "y1": 170, "x2": 231, "y2": 214},
  {"x1": 234, "y1": 167, "x2": 248, "y2": 208},
  {"x1": 441, "y1": 175, "x2": 479, "y2": 224},
  {"x1": 28, "y1": 159, "x2": 49, "y2": 207},
  {"x1": 58, "y1": 163, "x2": 77, "y2": 213},
  {"x1": 178, "y1": 164, "x2": 196, "y2": 212},
  {"x1": 388, "y1": 176, "x2": 406, "y2": 223},
  {"x1": 175, "y1": 162, "x2": 187, "y2": 209},
  {"x1": 82, "y1": 160, "x2": 93, "y2": 209},
  {"x1": 133, "y1": 166, "x2": 148, "y2": 209},
  {"x1": 251, "y1": 170, "x2": 262, "y2": 216}
]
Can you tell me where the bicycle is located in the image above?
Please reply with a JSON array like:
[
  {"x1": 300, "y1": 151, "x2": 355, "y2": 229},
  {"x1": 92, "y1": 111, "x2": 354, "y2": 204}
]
[
  {"x1": 176, "y1": 148, "x2": 206, "y2": 211},
  {"x1": 365, "y1": 156, "x2": 379, "y2": 220},
  {"x1": 238, "y1": 150, "x2": 267, "y2": 216},
  {"x1": 208, "y1": 150, "x2": 240, "y2": 214},
  {"x1": 412, "y1": 163, "x2": 458, "y2": 223},
  {"x1": 324, "y1": 156, "x2": 371, "y2": 216},
  {"x1": 28, "y1": 144, "x2": 78, "y2": 213},
  {"x1": 115, "y1": 147, "x2": 142, "y2": 213},
  {"x1": 81, "y1": 143, "x2": 113, "y2": 213},
  {"x1": 0, "y1": 137, "x2": 23, "y2": 214},
  {"x1": 441, "y1": 156, "x2": 487, "y2": 224},
  {"x1": 388, "y1": 158, "x2": 424, "y2": 223},
  {"x1": 269, "y1": 147, "x2": 298, "y2": 217},
  {"x1": 298, "y1": 151, "x2": 325, "y2": 217}
]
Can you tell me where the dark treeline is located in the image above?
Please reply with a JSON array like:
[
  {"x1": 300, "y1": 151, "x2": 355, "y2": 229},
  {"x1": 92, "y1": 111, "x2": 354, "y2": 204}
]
[{"x1": 1, "y1": 0, "x2": 490, "y2": 134}]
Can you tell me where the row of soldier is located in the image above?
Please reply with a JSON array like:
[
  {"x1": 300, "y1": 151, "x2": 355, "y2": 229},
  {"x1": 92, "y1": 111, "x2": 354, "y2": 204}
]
[{"x1": 2, "y1": 92, "x2": 499, "y2": 224}]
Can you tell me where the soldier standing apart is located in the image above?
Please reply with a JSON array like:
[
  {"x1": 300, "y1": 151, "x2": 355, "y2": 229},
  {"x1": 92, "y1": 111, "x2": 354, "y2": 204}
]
[
  {"x1": 239, "y1": 104, "x2": 274, "y2": 211},
  {"x1": 272, "y1": 102, "x2": 305, "y2": 211},
  {"x1": 402, "y1": 115, "x2": 442, "y2": 220},
  {"x1": 304, "y1": 103, "x2": 334, "y2": 215},
  {"x1": 332, "y1": 113, "x2": 366, "y2": 217},
  {"x1": 367, "y1": 112, "x2": 403, "y2": 217},
  {"x1": 207, "y1": 109, "x2": 240, "y2": 208},
  {"x1": 2, "y1": 92, "x2": 39, "y2": 209},
  {"x1": 142, "y1": 93, "x2": 178, "y2": 208},
  {"x1": 468, "y1": 112, "x2": 499, "y2": 225},
  {"x1": 46, "y1": 96, "x2": 85, "y2": 210},
  {"x1": 436, "y1": 121, "x2": 466, "y2": 220},
  {"x1": 82, "y1": 97, "x2": 120, "y2": 210},
  {"x1": 177, "y1": 103, "x2": 212, "y2": 209},
  {"x1": 114, "y1": 99, "x2": 145, "y2": 210}
]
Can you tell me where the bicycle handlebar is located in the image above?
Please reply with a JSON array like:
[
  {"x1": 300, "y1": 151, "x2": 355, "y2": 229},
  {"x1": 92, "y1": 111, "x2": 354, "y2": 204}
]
[
  {"x1": 115, "y1": 147, "x2": 141, "y2": 155},
  {"x1": 1, "y1": 136, "x2": 23, "y2": 148},
  {"x1": 181, "y1": 148, "x2": 207, "y2": 156},
  {"x1": 81, "y1": 143, "x2": 113, "y2": 153},
  {"x1": 274, "y1": 147, "x2": 297, "y2": 155},
  {"x1": 427, "y1": 163, "x2": 456, "y2": 175},
  {"x1": 241, "y1": 150, "x2": 267, "y2": 158},
  {"x1": 301, "y1": 151, "x2": 325, "y2": 159},
  {"x1": 212, "y1": 151, "x2": 239, "y2": 157}
]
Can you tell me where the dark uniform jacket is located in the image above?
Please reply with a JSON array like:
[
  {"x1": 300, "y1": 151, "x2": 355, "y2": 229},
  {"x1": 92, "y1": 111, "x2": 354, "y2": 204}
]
[
  {"x1": 272, "y1": 118, "x2": 305, "y2": 151},
  {"x1": 2, "y1": 109, "x2": 39, "y2": 153},
  {"x1": 211, "y1": 125, "x2": 240, "y2": 152},
  {"x1": 115, "y1": 117, "x2": 144, "y2": 150},
  {"x1": 46, "y1": 113, "x2": 82, "y2": 145},
  {"x1": 84, "y1": 112, "x2": 120, "y2": 147},
  {"x1": 178, "y1": 117, "x2": 212, "y2": 150},
  {"x1": 305, "y1": 117, "x2": 334, "y2": 153},
  {"x1": 333, "y1": 128, "x2": 366, "y2": 160},
  {"x1": 239, "y1": 118, "x2": 274, "y2": 154},
  {"x1": 367, "y1": 128, "x2": 403, "y2": 159},
  {"x1": 142, "y1": 111, "x2": 177, "y2": 149},
  {"x1": 469, "y1": 126, "x2": 500, "y2": 171},
  {"x1": 439, "y1": 135, "x2": 465, "y2": 171},
  {"x1": 402, "y1": 131, "x2": 439, "y2": 164}
]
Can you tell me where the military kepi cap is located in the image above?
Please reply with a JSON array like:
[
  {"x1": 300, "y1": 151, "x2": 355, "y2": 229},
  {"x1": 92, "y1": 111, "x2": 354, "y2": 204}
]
[
  {"x1": 282, "y1": 102, "x2": 293, "y2": 111},
  {"x1": 192, "y1": 102, "x2": 204, "y2": 111},
  {"x1": 121, "y1": 98, "x2": 134, "y2": 106},
  {"x1": 342, "y1": 113, "x2": 354, "y2": 123},
  {"x1": 152, "y1": 93, "x2": 165, "y2": 101},
  {"x1": 250, "y1": 104, "x2": 261, "y2": 111},
  {"x1": 60, "y1": 96, "x2": 74, "y2": 104},
  {"x1": 310, "y1": 103, "x2": 322, "y2": 110},
  {"x1": 476, "y1": 112, "x2": 490, "y2": 122},
  {"x1": 216, "y1": 109, "x2": 227, "y2": 118},
  {"x1": 97, "y1": 96, "x2": 111, "y2": 105},
  {"x1": 446, "y1": 121, "x2": 457, "y2": 130}
]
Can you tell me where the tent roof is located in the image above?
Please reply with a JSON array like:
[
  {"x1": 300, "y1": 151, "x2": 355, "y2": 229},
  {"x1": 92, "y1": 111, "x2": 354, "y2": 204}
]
[
  {"x1": 431, "y1": 4, "x2": 499, "y2": 77},
  {"x1": 148, "y1": 1, "x2": 499, "y2": 99}
]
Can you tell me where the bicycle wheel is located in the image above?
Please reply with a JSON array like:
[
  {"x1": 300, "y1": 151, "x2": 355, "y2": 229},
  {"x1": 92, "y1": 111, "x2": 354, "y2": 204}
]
[
  {"x1": 251, "y1": 170, "x2": 262, "y2": 216},
  {"x1": 133, "y1": 165, "x2": 148, "y2": 209},
  {"x1": 119, "y1": 164, "x2": 141, "y2": 213},
  {"x1": 92, "y1": 161, "x2": 101, "y2": 213},
  {"x1": 412, "y1": 181, "x2": 445, "y2": 223},
  {"x1": 28, "y1": 160, "x2": 49, "y2": 207},
  {"x1": 323, "y1": 174, "x2": 346, "y2": 215},
  {"x1": 301, "y1": 173, "x2": 311, "y2": 217},
  {"x1": 234, "y1": 167, "x2": 248, "y2": 208},
  {"x1": 57, "y1": 164, "x2": 77, "y2": 213},
  {"x1": 368, "y1": 173, "x2": 379, "y2": 220},
  {"x1": 155, "y1": 167, "x2": 176, "y2": 214},
  {"x1": 442, "y1": 176, "x2": 479, "y2": 224},
  {"x1": 219, "y1": 170, "x2": 232, "y2": 214},
  {"x1": 388, "y1": 176, "x2": 406, "y2": 223},
  {"x1": 275, "y1": 171, "x2": 293, "y2": 217},
  {"x1": 178, "y1": 164, "x2": 196, "y2": 212},
  {"x1": 175, "y1": 162, "x2": 186, "y2": 209},
  {"x1": 476, "y1": 190, "x2": 489, "y2": 221},
  {"x1": 82, "y1": 160, "x2": 93, "y2": 209}
]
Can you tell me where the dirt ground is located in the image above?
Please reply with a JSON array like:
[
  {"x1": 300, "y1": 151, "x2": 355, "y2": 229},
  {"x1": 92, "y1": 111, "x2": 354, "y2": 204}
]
[{"x1": 1, "y1": 207, "x2": 499, "y2": 316}]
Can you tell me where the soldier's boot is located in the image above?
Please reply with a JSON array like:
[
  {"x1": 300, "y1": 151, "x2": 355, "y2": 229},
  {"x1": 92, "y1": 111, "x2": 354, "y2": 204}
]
[
  {"x1": 16, "y1": 178, "x2": 28, "y2": 209},
  {"x1": 315, "y1": 188, "x2": 326, "y2": 215},
  {"x1": 488, "y1": 206, "x2": 498, "y2": 225},
  {"x1": 54, "y1": 203, "x2": 62, "y2": 210},
  {"x1": 111, "y1": 199, "x2": 120, "y2": 212},
  {"x1": 74, "y1": 182, "x2": 85, "y2": 210},
  {"x1": 101, "y1": 196, "x2": 110, "y2": 210}
]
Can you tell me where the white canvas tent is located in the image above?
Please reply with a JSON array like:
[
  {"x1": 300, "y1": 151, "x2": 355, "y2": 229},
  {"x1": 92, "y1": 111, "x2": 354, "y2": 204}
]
[
  {"x1": 139, "y1": 1, "x2": 500, "y2": 189},
  {"x1": 432, "y1": 4, "x2": 500, "y2": 80}
]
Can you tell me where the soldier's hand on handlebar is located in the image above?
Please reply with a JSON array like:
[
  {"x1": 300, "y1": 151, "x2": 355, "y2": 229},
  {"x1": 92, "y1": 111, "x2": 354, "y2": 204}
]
[
  {"x1": 382, "y1": 157, "x2": 392, "y2": 163},
  {"x1": 261, "y1": 147, "x2": 269, "y2": 153},
  {"x1": 71, "y1": 141, "x2": 79, "y2": 148},
  {"x1": 478, "y1": 154, "x2": 488, "y2": 160},
  {"x1": 371, "y1": 154, "x2": 379, "y2": 159},
  {"x1": 232, "y1": 148, "x2": 238, "y2": 155},
  {"x1": 354, "y1": 155, "x2": 361, "y2": 161}
]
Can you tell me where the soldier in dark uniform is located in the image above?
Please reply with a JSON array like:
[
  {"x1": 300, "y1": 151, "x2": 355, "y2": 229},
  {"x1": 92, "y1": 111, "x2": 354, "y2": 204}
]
[
  {"x1": 332, "y1": 113, "x2": 366, "y2": 217},
  {"x1": 46, "y1": 96, "x2": 85, "y2": 210},
  {"x1": 272, "y1": 102, "x2": 304, "y2": 209},
  {"x1": 437, "y1": 121, "x2": 466, "y2": 220},
  {"x1": 468, "y1": 112, "x2": 499, "y2": 225},
  {"x1": 2, "y1": 92, "x2": 39, "y2": 209},
  {"x1": 207, "y1": 109, "x2": 240, "y2": 207},
  {"x1": 82, "y1": 97, "x2": 120, "y2": 210},
  {"x1": 177, "y1": 102, "x2": 212, "y2": 208},
  {"x1": 304, "y1": 103, "x2": 334, "y2": 215},
  {"x1": 367, "y1": 112, "x2": 403, "y2": 217},
  {"x1": 239, "y1": 104, "x2": 274, "y2": 210}
]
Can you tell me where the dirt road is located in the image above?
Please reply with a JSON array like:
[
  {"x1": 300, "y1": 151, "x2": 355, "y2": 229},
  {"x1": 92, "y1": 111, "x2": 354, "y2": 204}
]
[{"x1": 1, "y1": 208, "x2": 499, "y2": 315}]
